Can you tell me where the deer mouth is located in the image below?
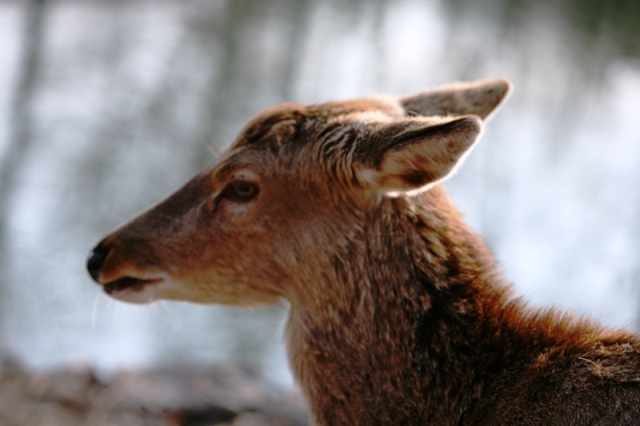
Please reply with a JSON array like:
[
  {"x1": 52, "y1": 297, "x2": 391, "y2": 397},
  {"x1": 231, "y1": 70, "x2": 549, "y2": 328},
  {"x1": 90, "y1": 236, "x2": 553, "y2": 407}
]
[{"x1": 103, "y1": 277, "x2": 164, "y2": 295}]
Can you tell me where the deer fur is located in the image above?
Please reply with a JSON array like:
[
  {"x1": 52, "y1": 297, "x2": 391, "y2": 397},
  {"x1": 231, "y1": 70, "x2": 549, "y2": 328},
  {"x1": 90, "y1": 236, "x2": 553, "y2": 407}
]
[{"x1": 87, "y1": 79, "x2": 640, "y2": 425}]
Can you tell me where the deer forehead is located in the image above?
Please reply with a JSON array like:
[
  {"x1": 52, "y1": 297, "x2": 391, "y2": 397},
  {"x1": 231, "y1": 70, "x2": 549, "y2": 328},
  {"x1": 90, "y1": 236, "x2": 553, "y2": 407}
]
[
  {"x1": 212, "y1": 97, "x2": 406, "y2": 182},
  {"x1": 233, "y1": 96, "x2": 404, "y2": 145}
]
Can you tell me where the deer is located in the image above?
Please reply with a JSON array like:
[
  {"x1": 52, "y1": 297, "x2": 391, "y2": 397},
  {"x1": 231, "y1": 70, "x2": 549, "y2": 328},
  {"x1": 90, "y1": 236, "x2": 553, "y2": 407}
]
[{"x1": 87, "y1": 79, "x2": 640, "y2": 425}]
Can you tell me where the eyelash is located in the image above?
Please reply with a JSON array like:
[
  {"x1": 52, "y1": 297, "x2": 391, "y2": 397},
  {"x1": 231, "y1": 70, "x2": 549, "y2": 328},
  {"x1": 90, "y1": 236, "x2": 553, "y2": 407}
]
[
  {"x1": 206, "y1": 180, "x2": 260, "y2": 214},
  {"x1": 221, "y1": 181, "x2": 260, "y2": 202}
]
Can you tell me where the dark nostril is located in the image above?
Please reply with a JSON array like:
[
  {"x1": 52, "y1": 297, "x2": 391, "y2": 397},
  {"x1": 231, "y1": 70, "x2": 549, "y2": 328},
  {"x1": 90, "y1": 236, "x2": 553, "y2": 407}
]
[{"x1": 87, "y1": 242, "x2": 110, "y2": 282}]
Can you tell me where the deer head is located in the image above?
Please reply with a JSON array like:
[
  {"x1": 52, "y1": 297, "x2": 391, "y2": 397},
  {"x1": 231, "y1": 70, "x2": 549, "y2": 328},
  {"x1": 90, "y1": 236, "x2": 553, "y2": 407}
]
[{"x1": 87, "y1": 79, "x2": 511, "y2": 307}]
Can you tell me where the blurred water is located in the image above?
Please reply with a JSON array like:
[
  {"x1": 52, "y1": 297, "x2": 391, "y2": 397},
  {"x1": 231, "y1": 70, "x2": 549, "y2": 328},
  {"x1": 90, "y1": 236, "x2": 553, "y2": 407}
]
[{"x1": 1, "y1": 0, "x2": 640, "y2": 388}]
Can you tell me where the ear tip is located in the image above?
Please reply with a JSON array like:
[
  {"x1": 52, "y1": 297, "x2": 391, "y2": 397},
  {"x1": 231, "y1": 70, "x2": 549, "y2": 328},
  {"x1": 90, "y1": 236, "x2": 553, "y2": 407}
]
[
  {"x1": 455, "y1": 115, "x2": 484, "y2": 136},
  {"x1": 471, "y1": 78, "x2": 512, "y2": 120},
  {"x1": 494, "y1": 78, "x2": 513, "y2": 98},
  {"x1": 477, "y1": 78, "x2": 512, "y2": 98}
]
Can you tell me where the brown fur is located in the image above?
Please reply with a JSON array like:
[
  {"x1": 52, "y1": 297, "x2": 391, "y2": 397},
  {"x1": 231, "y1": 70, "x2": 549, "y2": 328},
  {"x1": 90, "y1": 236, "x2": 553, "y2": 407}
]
[{"x1": 87, "y1": 79, "x2": 640, "y2": 425}]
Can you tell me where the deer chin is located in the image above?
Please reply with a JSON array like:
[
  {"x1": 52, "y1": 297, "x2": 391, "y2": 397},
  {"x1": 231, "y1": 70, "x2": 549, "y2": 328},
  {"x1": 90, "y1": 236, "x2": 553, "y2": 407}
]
[{"x1": 102, "y1": 276, "x2": 166, "y2": 304}]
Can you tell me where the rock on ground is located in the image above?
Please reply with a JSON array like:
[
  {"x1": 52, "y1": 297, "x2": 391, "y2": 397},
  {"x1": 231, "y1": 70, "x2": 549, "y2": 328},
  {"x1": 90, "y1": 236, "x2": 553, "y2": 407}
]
[{"x1": 0, "y1": 358, "x2": 308, "y2": 426}]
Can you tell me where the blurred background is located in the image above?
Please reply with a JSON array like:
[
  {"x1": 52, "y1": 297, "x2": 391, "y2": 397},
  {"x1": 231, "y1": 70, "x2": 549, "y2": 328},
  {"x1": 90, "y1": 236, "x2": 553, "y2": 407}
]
[{"x1": 1, "y1": 0, "x2": 640, "y2": 390}]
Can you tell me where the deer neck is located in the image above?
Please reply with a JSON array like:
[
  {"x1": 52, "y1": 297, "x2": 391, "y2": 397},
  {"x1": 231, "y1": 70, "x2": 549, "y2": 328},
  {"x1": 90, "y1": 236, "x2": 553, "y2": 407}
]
[{"x1": 285, "y1": 186, "x2": 508, "y2": 425}]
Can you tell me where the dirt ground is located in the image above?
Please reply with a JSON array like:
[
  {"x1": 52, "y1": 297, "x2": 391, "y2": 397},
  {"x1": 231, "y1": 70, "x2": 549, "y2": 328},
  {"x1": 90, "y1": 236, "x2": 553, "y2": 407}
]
[{"x1": 0, "y1": 358, "x2": 308, "y2": 426}]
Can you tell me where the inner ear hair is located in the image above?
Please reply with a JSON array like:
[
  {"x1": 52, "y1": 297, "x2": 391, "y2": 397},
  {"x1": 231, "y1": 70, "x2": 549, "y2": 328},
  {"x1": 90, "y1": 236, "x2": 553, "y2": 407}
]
[{"x1": 357, "y1": 115, "x2": 483, "y2": 194}]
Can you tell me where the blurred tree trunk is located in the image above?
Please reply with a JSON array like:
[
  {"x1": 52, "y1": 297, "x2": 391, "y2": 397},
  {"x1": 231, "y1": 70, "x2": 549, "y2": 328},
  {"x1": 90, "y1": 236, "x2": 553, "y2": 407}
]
[
  {"x1": 0, "y1": 0, "x2": 46, "y2": 327},
  {"x1": 190, "y1": 0, "x2": 311, "y2": 165},
  {"x1": 0, "y1": 0, "x2": 46, "y2": 243}
]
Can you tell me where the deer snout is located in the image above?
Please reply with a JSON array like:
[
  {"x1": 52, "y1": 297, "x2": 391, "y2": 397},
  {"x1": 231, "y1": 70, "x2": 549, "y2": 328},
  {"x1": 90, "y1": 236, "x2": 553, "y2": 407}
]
[
  {"x1": 87, "y1": 241, "x2": 110, "y2": 283},
  {"x1": 86, "y1": 237, "x2": 168, "y2": 303}
]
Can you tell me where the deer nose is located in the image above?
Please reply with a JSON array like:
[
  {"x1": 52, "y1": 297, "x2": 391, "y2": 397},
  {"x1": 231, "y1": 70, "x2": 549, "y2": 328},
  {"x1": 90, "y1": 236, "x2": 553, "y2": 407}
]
[{"x1": 87, "y1": 241, "x2": 110, "y2": 282}]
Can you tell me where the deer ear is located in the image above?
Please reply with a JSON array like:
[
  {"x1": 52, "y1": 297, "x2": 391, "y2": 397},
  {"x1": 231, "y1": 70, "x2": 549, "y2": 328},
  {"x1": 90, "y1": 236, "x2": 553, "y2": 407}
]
[
  {"x1": 356, "y1": 116, "x2": 482, "y2": 194},
  {"x1": 401, "y1": 78, "x2": 511, "y2": 121}
]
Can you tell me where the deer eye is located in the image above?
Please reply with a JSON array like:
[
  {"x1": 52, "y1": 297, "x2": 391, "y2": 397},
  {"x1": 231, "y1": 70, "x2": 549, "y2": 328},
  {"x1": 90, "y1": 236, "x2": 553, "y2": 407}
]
[{"x1": 223, "y1": 181, "x2": 259, "y2": 202}]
